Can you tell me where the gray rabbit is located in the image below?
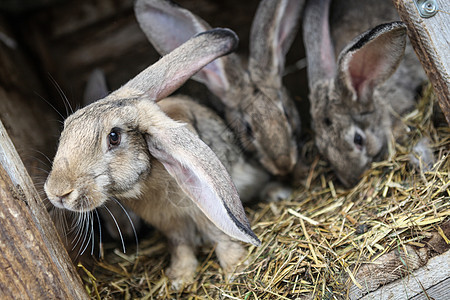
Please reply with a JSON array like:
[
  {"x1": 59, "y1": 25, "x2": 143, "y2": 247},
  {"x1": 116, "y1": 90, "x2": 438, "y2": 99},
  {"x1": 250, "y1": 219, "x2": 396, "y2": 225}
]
[
  {"x1": 303, "y1": 0, "x2": 427, "y2": 187},
  {"x1": 134, "y1": 0, "x2": 303, "y2": 176}
]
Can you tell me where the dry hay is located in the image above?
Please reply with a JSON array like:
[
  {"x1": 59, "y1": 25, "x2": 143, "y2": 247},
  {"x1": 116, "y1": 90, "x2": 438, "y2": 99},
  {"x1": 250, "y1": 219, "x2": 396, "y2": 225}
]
[{"x1": 80, "y1": 85, "x2": 450, "y2": 299}]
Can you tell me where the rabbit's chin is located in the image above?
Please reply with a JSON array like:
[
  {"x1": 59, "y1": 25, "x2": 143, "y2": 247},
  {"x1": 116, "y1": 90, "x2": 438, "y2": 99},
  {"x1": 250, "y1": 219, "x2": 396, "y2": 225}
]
[
  {"x1": 334, "y1": 143, "x2": 387, "y2": 187},
  {"x1": 48, "y1": 194, "x2": 107, "y2": 213}
]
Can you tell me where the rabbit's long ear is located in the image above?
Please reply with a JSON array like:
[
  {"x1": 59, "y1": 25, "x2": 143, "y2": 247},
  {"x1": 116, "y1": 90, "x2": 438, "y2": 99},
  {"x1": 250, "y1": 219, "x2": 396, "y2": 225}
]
[
  {"x1": 137, "y1": 100, "x2": 261, "y2": 246},
  {"x1": 134, "y1": 0, "x2": 231, "y2": 99},
  {"x1": 249, "y1": 0, "x2": 304, "y2": 87},
  {"x1": 335, "y1": 22, "x2": 406, "y2": 104},
  {"x1": 112, "y1": 28, "x2": 238, "y2": 101},
  {"x1": 83, "y1": 69, "x2": 109, "y2": 105},
  {"x1": 303, "y1": 0, "x2": 335, "y2": 89}
]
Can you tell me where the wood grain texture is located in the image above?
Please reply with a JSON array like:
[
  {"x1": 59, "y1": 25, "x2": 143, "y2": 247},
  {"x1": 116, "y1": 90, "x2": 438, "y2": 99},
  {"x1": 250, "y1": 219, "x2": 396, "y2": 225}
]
[
  {"x1": 0, "y1": 121, "x2": 88, "y2": 299},
  {"x1": 393, "y1": 0, "x2": 450, "y2": 124},
  {"x1": 410, "y1": 277, "x2": 450, "y2": 300},
  {"x1": 360, "y1": 250, "x2": 450, "y2": 300}
]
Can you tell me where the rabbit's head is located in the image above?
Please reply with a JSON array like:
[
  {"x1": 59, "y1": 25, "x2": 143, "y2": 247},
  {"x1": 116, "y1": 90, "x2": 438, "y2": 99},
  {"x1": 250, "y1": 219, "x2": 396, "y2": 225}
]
[
  {"x1": 304, "y1": 0, "x2": 407, "y2": 186},
  {"x1": 45, "y1": 29, "x2": 260, "y2": 246},
  {"x1": 45, "y1": 99, "x2": 150, "y2": 211},
  {"x1": 309, "y1": 79, "x2": 391, "y2": 187},
  {"x1": 134, "y1": 0, "x2": 303, "y2": 176}
]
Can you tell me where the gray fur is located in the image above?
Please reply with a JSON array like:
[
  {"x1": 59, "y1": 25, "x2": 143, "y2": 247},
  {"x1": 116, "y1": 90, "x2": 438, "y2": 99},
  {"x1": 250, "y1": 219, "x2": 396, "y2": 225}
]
[
  {"x1": 134, "y1": 0, "x2": 304, "y2": 176},
  {"x1": 303, "y1": 0, "x2": 427, "y2": 187}
]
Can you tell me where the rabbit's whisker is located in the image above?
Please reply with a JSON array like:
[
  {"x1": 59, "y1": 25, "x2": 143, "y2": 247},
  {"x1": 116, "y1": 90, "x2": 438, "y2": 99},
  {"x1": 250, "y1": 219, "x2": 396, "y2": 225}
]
[
  {"x1": 33, "y1": 167, "x2": 50, "y2": 175},
  {"x1": 102, "y1": 205, "x2": 126, "y2": 254},
  {"x1": 48, "y1": 73, "x2": 74, "y2": 116},
  {"x1": 33, "y1": 91, "x2": 65, "y2": 120},
  {"x1": 111, "y1": 197, "x2": 139, "y2": 255},
  {"x1": 94, "y1": 209, "x2": 103, "y2": 258},
  {"x1": 78, "y1": 208, "x2": 91, "y2": 257},
  {"x1": 79, "y1": 211, "x2": 93, "y2": 256},
  {"x1": 51, "y1": 208, "x2": 68, "y2": 243},
  {"x1": 19, "y1": 154, "x2": 51, "y2": 171},
  {"x1": 90, "y1": 210, "x2": 96, "y2": 256},
  {"x1": 71, "y1": 212, "x2": 84, "y2": 251},
  {"x1": 72, "y1": 209, "x2": 89, "y2": 252},
  {"x1": 29, "y1": 149, "x2": 53, "y2": 165},
  {"x1": 61, "y1": 210, "x2": 70, "y2": 242}
]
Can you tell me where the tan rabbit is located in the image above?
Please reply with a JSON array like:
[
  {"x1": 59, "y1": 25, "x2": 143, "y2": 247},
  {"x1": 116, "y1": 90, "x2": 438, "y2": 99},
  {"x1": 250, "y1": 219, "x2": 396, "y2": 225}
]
[
  {"x1": 134, "y1": 0, "x2": 303, "y2": 176},
  {"x1": 44, "y1": 29, "x2": 263, "y2": 288},
  {"x1": 303, "y1": 0, "x2": 427, "y2": 187},
  {"x1": 83, "y1": 68, "x2": 143, "y2": 243}
]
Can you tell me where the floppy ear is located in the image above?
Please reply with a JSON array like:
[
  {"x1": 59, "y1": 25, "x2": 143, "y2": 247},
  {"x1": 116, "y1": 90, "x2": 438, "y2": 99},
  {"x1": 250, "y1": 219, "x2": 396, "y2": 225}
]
[
  {"x1": 335, "y1": 22, "x2": 407, "y2": 104},
  {"x1": 134, "y1": 0, "x2": 232, "y2": 99},
  {"x1": 249, "y1": 0, "x2": 304, "y2": 87},
  {"x1": 116, "y1": 27, "x2": 237, "y2": 101},
  {"x1": 83, "y1": 69, "x2": 109, "y2": 105},
  {"x1": 137, "y1": 100, "x2": 260, "y2": 246}
]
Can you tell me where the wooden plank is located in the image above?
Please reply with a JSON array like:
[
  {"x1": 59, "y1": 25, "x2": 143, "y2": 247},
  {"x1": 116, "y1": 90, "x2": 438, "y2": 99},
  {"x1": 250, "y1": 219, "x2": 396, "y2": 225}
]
[
  {"x1": 393, "y1": 0, "x2": 450, "y2": 124},
  {"x1": 411, "y1": 277, "x2": 450, "y2": 300},
  {"x1": 360, "y1": 250, "x2": 450, "y2": 300},
  {"x1": 0, "y1": 119, "x2": 89, "y2": 299}
]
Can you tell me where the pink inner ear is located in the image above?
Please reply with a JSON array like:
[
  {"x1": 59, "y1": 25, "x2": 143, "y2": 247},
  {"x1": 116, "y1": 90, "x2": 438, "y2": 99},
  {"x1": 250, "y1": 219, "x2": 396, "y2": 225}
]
[
  {"x1": 161, "y1": 156, "x2": 210, "y2": 206},
  {"x1": 194, "y1": 59, "x2": 229, "y2": 98},
  {"x1": 148, "y1": 136, "x2": 229, "y2": 225},
  {"x1": 144, "y1": 126, "x2": 260, "y2": 246},
  {"x1": 348, "y1": 48, "x2": 383, "y2": 98}
]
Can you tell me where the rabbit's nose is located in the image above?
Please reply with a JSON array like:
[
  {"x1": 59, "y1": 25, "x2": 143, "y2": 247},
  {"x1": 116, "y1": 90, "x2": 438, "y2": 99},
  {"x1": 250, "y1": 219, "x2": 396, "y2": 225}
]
[
  {"x1": 264, "y1": 154, "x2": 295, "y2": 176},
  {"x1": 276, "y1": 147, "x2": 298, "y2": 175},
  {"x1": 54, "y1": 190, "x2": 75, "y2": 208},
  {"x1": 275, "y1": 155, "x2": 296, "y2": 175}
]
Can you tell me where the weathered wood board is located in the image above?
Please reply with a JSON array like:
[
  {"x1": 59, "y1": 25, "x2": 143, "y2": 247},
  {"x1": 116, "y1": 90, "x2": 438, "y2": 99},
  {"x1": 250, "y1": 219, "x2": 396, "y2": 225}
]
[
  {"x1": 361, "y1": 250, "x2": 450, "y2": 300},
  {"x1": 0, "y1": 120, "x2": 88, "y2": 299},
  {"x1": 393, "y1": 0, "x2": 450, "y2": 125},
  {"x1": 0, "y1": 15, "x2": 88, "y2": 300}
]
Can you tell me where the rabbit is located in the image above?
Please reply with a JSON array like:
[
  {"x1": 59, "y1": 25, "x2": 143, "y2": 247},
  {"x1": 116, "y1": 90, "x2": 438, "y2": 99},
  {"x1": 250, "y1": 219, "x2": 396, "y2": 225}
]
[
  {"x1": 303, "y1": 0, "x2": 427, "y2": 187},
  {"x1": 83, "y1": 68, "x2": 143, "y2": 243},
  {"x1": 44, "y1": 28, "x2": 264, "y2": 288},
  {"x1": 134, "y1": 0, "x2": 304, "y2": 176}
]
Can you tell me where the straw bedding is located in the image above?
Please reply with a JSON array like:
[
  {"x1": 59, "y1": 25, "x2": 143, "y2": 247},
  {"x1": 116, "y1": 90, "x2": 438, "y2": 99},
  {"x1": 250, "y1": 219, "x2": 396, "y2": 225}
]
[{"x1": 79, "y1": 84, "x2": 449, "y2": 299}]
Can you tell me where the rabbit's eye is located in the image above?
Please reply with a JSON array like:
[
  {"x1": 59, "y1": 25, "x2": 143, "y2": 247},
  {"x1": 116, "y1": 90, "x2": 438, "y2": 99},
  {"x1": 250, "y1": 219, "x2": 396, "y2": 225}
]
[
  {"x1": 354, "y1": 132, "x2": 364, "y2": 148},
  {"x1": 243, "y1": 120, "x2": 253, "y2": 138},
  {"x1": 108, "y1": 128, "x2": 121, "y2": 148},
  {"x1": 324, "y1": 117, "x2": 332, "y2": 126}
]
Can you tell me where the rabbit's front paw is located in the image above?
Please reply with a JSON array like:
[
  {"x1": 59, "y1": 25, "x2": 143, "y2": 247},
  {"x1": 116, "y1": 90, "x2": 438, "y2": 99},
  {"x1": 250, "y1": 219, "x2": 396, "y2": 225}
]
[
  {"x1": 216, "y1": 240, "x2": 247, "y2": 277},
  {"x1": 166, "y1": 244, "x2": 198, "y2": 290}
]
